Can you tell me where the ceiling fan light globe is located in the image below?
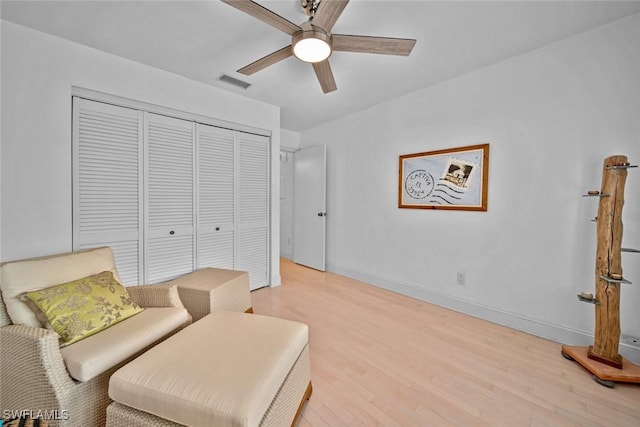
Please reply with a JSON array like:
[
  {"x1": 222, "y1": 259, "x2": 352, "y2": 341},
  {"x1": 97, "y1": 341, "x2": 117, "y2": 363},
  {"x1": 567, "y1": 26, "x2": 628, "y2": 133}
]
[{"x1": 293, "y1": 30, "x2": 332, "y2": 63}]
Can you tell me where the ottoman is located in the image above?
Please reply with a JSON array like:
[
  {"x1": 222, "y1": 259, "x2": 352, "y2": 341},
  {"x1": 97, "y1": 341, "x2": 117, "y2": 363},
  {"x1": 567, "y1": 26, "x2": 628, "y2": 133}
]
[
  {"x1": 167, "y1": 268, "x2": 253, "y2": 321},
  {"x1": 106, "y1": 312, "x2": 312, "y2": 427}
]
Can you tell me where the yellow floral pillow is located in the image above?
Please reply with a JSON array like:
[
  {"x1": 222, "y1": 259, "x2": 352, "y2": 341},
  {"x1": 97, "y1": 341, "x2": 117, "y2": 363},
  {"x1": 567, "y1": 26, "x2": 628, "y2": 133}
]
[{"x1": 24, "y1": 271, "x2": 143, "y2": 346}]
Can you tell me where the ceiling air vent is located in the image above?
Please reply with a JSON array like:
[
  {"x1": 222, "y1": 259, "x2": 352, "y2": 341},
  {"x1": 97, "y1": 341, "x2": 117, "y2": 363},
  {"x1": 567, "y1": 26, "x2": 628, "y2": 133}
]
[{"x1": 218, "y1": 73, "x2": 252, "y2": 90}]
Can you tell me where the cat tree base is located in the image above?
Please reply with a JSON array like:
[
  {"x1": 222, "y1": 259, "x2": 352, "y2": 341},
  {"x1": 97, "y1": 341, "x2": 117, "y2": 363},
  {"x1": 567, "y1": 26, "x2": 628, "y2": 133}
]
[{"x1": 561, "y1": 345, "x2": 640, "y2": 387}]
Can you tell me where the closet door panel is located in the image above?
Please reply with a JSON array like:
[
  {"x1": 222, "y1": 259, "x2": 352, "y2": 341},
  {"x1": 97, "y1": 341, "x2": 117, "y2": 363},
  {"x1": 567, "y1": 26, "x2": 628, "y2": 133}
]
[
  {"x1": 77, "y1": 239, "x2": 141, "y2": 285},
  {"x1": 145, "y1": 113, "x2": 195, "y2": 283},
  {"x1": 238, "y1": 227, "x2": 268, "y2": 288},
  {"x1": 73, "y1": 97, "x2": 143, "y2": 285},
  {"x1": 237, "y1": 133, "x2": 270, "y2": 290},
  {"x1": 196, "y1": 124, "x2": 235, "y2": 270},
  {"x1": 198, "y1": 231, "x2": 235, "y2": 269},
  {"x1": 147, "y1": 235, "x2": 194, "y2": 284}
]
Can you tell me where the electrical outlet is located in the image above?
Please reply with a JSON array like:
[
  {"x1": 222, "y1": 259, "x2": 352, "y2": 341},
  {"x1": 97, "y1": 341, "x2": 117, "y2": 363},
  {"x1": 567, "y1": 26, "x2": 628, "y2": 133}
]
[
  {"x1": 621, "y1": 334, "x2": 640, "y2": 347},
  {"x1": 456, "y1": 272, "x2": 466, "y2": 286}
]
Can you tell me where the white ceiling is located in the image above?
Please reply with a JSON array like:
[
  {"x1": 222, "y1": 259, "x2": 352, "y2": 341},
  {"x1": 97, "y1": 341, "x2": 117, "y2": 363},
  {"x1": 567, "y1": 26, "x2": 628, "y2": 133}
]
[{"x1": 3, "y1": 1, "x2": 640, "y2": 132}]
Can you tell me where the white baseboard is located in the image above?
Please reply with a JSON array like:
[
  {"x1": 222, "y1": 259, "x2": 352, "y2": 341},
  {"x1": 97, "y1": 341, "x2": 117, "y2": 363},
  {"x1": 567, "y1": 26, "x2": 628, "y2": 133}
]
[{"x1": 327, "y1": 262, "x2": 640, "y2": 364}]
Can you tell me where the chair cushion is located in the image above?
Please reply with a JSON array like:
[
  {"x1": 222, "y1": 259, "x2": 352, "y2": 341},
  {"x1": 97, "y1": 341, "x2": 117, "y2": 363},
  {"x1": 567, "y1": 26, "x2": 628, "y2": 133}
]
[
  {"x1": 24, "y1": 271, "x2": 144, "y2": 346},
  {"x1": 61, "y1": 306, "x2": 189, "y2": 382},
  {"x1": 0, "y1": 247, "x2": 121, "y2": 327},
  {"x1": 109, "y1": 311, "x2": 309, "y2": 427}
]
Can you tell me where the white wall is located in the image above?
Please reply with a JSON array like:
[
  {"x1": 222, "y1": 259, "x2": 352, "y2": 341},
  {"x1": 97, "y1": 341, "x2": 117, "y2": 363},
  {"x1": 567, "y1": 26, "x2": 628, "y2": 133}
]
[
  {"x1": 279, "y1": 129, "x2": 300, "y2": 260},
  {"x1": 300, "y1": 14, "x2": 640, "y2": 362},
  {"x1": 1, "y1": 21, "x2": 282, "y2": 285},
  {"x1": 280, "y1": 129, "x2": 301, "y2": 152}
]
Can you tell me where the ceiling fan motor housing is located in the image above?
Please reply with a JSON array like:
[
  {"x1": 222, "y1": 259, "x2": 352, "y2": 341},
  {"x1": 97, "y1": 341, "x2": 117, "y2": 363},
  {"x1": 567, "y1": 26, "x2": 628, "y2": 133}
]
[{"x1": 300, "y1": 0, "x2": 321, "y2": 17}]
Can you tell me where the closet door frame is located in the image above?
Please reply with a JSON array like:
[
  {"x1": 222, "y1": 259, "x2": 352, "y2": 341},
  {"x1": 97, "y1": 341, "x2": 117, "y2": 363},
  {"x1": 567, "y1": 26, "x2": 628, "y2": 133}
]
[{"x1": 71, "y1": 88, "x2": 273, "y2": 286}]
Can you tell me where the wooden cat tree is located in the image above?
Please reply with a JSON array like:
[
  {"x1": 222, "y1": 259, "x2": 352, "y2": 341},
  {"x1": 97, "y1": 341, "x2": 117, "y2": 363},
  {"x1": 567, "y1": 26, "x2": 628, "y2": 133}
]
[{"x1": 561, "y1": 155, "x2": 640, "y2": 387}]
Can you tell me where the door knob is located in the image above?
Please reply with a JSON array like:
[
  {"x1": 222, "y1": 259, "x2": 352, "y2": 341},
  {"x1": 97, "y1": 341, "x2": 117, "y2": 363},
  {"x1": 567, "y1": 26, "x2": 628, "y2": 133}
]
[{"x1": 317, "y1": 212, "x2": 326, "y2": 217}]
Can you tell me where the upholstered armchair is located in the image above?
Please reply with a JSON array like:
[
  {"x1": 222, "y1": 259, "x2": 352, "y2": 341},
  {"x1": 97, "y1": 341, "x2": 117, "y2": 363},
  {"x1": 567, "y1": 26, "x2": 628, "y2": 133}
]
[{"x1": 0, "y1": 247, "x2": 191, "y2": 427}]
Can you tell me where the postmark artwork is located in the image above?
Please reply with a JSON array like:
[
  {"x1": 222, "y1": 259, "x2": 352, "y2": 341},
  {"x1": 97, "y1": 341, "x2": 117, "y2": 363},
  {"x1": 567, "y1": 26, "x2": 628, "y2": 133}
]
[{"x1": 398, "y1": 144, "x2": 489, "y2": 211}]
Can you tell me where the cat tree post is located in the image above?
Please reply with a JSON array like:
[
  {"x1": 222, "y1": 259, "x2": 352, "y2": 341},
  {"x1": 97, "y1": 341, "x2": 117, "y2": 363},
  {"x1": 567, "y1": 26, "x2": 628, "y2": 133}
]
[
  {"x1": 561, "y1": 155, "x2": 640, "y2": 387},
  {"x1": 589, "y1": 155, "x2": 627, "y2": 367}
]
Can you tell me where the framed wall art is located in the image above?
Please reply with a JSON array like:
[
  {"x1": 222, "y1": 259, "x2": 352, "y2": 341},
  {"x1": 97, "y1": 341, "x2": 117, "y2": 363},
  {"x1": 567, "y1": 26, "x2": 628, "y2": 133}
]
[{"x1": 398, "y1": 143, "x2": 489, "y2": 211}]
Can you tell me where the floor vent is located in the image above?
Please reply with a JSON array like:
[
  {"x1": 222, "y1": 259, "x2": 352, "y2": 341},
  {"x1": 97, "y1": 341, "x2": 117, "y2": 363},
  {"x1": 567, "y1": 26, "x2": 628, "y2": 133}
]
[{"x1": 218, "y1": 73, "x2": 252, "y2": 90}]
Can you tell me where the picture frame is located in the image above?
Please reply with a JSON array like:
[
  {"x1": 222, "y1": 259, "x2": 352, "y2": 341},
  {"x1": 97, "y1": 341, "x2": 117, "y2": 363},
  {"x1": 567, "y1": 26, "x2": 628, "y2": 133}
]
[{"x1": 398, "y1": 143, "x2": 489, "y2": 211}]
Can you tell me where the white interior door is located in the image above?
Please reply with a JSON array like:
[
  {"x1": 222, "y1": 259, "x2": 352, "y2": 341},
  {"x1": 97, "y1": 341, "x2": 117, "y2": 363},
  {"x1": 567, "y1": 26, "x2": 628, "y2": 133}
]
[{"x1": 294, "y1": 145, "x2": 327, "y2": 271}]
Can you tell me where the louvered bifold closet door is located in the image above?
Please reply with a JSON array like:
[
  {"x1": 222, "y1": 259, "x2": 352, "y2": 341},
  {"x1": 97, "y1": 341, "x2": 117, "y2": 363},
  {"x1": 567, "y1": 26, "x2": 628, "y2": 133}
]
[
  {"x1": 145, "y1": 113, "x2": 195, "y2": 283},
  {"x1": 237, "y1": 132, "x2": 270, "y2": 290},
  {"x1": 196, "y1": 124, "x2": 235, "y2": 269},
  {"x1": 73, "y1": 98, "x2": 143, "y2": 285}
]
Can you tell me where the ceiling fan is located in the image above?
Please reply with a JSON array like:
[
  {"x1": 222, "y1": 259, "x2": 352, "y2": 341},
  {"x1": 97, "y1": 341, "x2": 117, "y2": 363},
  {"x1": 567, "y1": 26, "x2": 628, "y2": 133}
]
[{"x1": 221, "y1": 0, "x2": 417, "y2": 93}]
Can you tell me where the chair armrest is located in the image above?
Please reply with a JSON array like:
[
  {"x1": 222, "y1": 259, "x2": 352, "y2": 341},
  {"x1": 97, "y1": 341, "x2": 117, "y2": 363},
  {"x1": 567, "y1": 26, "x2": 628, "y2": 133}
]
[
  {"x1": 127, "y1": 284, "x2": 185, "y2": 308},
  {"x1": 0, "y1": 325, "x2": 75, "y2": 410}
]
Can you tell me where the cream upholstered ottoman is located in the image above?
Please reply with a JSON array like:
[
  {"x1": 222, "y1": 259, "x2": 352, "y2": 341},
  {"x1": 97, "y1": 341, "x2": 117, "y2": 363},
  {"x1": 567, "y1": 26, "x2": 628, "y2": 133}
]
[
  {"x1": 167, "y1": 268, "x2": 253, "y2": 321},
  {"x1": 106, "y1": 312, "x2": 312, "y2": 427}
]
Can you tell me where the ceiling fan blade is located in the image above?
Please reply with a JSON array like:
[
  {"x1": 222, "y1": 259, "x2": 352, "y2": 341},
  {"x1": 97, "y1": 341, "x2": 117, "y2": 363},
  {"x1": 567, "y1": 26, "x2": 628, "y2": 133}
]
[
  {"x1": 221, "y1": 0, "x2": 301, "y2": 35},
  {"x1": 333, "y1": 34, "x2": 417, "y2": 56},
  {"x1": 312, "y1": 60, "x2": 337, "y2": 93},
  {"x1": 238, "y1": 45, "x2": 293, "y2": 75},
  {"x1": 312, "y1": 0, "x2": 349, "y2": 32}
]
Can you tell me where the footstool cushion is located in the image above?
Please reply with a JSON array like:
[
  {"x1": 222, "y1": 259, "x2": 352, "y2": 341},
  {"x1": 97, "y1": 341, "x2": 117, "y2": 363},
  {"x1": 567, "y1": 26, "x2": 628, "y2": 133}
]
[{"x1": 108, "y1": 312, "x2": 309, "y2": 427}]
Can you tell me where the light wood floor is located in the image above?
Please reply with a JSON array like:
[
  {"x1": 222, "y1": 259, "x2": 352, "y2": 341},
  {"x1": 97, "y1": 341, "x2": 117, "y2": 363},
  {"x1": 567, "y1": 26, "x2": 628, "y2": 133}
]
[{"x1": 251, "y1": 259, "x2": 640, "y2": 427}]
